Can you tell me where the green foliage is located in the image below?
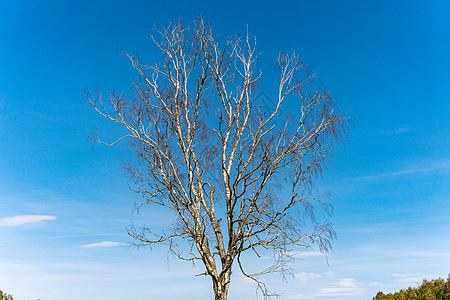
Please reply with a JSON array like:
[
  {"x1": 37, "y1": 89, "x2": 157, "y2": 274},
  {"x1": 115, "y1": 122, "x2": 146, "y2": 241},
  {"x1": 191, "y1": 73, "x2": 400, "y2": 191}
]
[
  {"x1": 374, "y1": 275, "x2": 450, "y2": 300},
  {"x1": 0, "y1": 290, "x2": 14, "y2": 300}
]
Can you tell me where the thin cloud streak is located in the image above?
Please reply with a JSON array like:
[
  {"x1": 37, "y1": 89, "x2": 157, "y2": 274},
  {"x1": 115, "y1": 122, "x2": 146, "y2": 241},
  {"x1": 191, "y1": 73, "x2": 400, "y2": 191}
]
[
  {"x1": 287, "y1": 251, "x2": 327, "y2": 257},
  {"x1": 391, "y1": 272, "x2": 417, "y2": 278},
  {"x1": 294, "y1": 272, "x2": 322, "y2": 282},
  {"x1": 314, "y1": 278, "x2": 365, "y2": 297},
  {"x1": 0, "y1": 215, "x2": 56, "y2": 227},
  {"x1": 381, "y1": 127, "x2": 410, "y2": 135},
  {"x1": 351, "y1": 158, "x2": 450, "y2": 180},
  {"x1": 0, "y1": 233, "x2": 115, "y2": 244},
  {"x1": 80, "y1": 241, "x2": 127, "y2": 248},
  {"x1": 295, "y1": 251, "x2": 327, "y2": 257},
  {"x1": 49, "y1": 233, "x2": 115, "y2": 239}
]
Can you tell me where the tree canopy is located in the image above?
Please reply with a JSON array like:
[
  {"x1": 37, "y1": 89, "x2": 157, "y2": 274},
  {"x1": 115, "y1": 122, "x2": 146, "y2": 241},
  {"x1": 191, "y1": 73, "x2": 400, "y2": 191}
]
[
  {"x1": 0, "y1": 290, "x2": 14, "y2": 300},
  {"x1": 90, "y1": 17, "x2": 349, "y2": 299},
  {"x1": 374, "y1": 275, "x2": 450, "y2": 300}
]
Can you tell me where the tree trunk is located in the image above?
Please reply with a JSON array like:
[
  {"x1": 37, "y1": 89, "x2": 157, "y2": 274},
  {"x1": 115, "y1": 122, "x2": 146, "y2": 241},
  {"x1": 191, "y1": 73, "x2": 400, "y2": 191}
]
[{"x1": 213, "y1": 271, "x2": 231, "y2": 300}]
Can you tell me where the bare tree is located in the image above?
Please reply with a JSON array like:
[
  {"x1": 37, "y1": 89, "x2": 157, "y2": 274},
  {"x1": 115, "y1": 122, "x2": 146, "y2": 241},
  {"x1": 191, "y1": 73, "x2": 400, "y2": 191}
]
[{"x1": 88, "y1": 17, "x2": 349, "y2": 300}]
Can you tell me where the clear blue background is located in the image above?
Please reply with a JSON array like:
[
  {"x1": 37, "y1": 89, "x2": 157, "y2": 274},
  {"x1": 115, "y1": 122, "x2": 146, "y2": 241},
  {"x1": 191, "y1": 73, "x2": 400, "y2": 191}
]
[{"x1": 1, "y1": 0, "x2": 449, "y2": 299}]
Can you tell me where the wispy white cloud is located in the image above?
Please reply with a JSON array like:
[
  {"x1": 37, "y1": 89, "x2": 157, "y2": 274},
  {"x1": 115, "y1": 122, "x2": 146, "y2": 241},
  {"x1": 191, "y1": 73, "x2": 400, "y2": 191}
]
[
  {"x1": 285, "y1": 293, "x2": 307, "y2": 299},
  {"x1": 294, "y1": 272, "x2": 322, "y2": 282},
  {"x1": 80, "y1": 241, "x2": 127, "y2": 248},
  {"x1": 0, "y1": 215, "x2": 56, "y2": 227},
  {"x1": 352, "y1": 158, "x2": 450, "y2": 180},
  {"x1": 395, "y1": 249, "x2": 450, "y2": 258},
  {"x1": 323, "y1": 271, "x2": 335, "y2": 276},
  {"x1": 49, "y1": 233, "x2": 114, "y2": 239},
  {"x1": 389, "y1": 272, "x2": 425, "y2": 285},
  {"x1": 288, "y1": 251, "x2": 327, "y2": 258},
  {"x1": 315, "y1": 278, "x2": 366, "y2": 297},
  {"x1": 391, "y1": 272, "x2": 416, "y2": 278},
  {"x1": 381, "y1": 127, "x2": 410, "y2": 135},
  {"x1": 261, "y1": 250, "x2": 326, "y2": 260}
]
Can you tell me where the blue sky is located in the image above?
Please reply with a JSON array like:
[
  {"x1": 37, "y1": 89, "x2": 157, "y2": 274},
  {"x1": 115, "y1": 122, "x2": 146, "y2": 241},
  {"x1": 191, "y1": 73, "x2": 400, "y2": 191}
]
[{"x1": 1, "y1": 0, "x2": 449, "y2": 299}]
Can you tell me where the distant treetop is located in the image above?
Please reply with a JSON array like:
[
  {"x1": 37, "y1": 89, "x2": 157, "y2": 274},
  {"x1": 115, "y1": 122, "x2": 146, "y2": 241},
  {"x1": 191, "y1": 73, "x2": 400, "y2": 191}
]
[
  {"x1": 0, "y1": 290, "x2": 14, "y2": 300},
  {"x1": 373, "y1": 275, "x2": 450, "y2": 300}
]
